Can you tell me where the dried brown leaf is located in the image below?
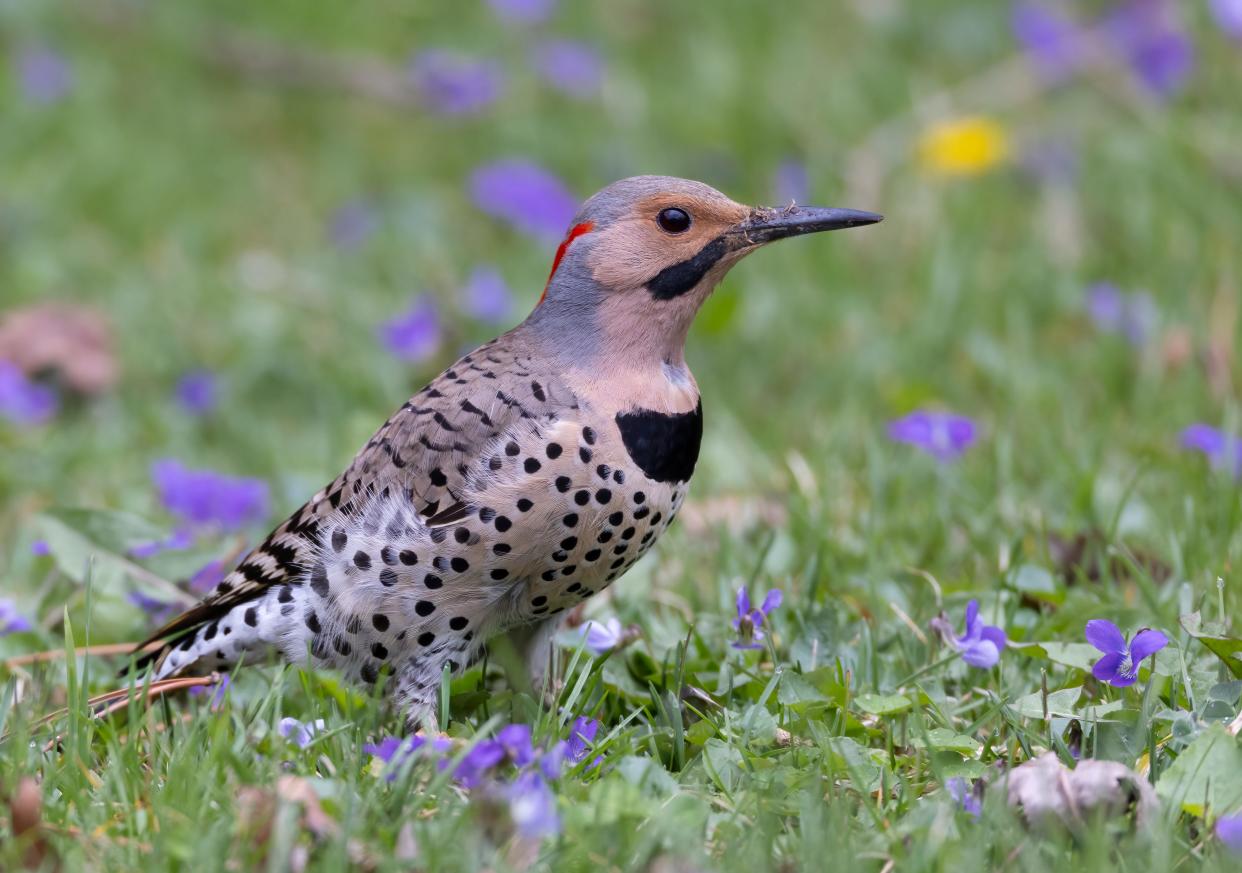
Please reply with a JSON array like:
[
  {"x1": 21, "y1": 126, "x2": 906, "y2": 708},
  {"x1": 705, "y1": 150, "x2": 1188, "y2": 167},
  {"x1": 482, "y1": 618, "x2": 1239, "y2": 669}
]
[
  {"x1": 1004, "y1": 751, "x2": 1158, "y2": 832},
  {"x1": 7, "y1": 776, "x2": 57, "y2": 871},
  {"x1": 0, "y1": 303, "x2": 117, "y2": 395}
]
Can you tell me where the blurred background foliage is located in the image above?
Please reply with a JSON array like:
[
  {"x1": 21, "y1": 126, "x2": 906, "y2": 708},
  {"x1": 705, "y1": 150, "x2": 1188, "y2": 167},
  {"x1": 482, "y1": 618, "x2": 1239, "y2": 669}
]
[{"x1": 0, "y1": 0, "x2": 1240, "y2": 647}]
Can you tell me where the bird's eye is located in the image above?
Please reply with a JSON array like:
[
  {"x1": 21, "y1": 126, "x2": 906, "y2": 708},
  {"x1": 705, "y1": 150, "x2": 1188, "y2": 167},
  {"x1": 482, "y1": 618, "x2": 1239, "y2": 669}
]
[{"x1": 656, "y1": 207, "x2": 692, "y2": 234}]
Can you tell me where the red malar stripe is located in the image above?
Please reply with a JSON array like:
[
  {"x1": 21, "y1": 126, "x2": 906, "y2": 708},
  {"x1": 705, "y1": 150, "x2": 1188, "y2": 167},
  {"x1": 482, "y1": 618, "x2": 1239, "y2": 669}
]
[{"x1": 538, "y1": 220, "x2": 595, "y2": 306}]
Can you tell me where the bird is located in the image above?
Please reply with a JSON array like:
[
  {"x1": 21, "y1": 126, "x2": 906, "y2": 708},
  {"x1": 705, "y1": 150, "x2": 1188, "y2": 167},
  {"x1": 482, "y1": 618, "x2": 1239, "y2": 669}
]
[{"x1": 131, "y1": 176, "x2": 881, "y2": 725}]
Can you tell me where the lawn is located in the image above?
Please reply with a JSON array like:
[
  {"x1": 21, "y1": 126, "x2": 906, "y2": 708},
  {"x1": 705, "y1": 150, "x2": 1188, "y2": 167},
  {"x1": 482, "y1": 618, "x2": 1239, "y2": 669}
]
[{"x1": 3, "y1": 1, "x2": 1242, "y2": 870}]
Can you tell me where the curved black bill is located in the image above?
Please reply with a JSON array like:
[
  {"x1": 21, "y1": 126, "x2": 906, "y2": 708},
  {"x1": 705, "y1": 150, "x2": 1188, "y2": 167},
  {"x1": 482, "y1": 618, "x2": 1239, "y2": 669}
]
[{"x1": 733, "y1": 206, "x2": 884, "y2": 245}]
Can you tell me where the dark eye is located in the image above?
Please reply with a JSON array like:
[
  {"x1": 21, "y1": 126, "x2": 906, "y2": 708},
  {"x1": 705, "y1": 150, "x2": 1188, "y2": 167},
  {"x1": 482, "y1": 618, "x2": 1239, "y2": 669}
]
[{"x1": 656, "y1": 207, "x2": 691, "y2": 234}]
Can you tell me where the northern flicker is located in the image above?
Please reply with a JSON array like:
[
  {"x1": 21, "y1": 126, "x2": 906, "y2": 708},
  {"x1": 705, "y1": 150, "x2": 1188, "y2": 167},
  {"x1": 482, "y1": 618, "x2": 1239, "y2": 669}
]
[{"x1": 133, "y1": 176, "x2": 880, "y2": 723}]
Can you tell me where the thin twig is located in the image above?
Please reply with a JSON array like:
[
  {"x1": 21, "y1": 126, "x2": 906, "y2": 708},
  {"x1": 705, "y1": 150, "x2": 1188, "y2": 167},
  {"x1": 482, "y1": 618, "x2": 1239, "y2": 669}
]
[{"x1": 3, "y1": 641, "x2": 160, "y2": 669}]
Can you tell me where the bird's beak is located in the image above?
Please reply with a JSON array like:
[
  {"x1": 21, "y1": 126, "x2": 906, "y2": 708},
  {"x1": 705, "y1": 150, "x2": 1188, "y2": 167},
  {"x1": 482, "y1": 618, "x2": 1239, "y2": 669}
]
[{"x1": 731, "y1": 205, "x2": 883, "y2": 246}]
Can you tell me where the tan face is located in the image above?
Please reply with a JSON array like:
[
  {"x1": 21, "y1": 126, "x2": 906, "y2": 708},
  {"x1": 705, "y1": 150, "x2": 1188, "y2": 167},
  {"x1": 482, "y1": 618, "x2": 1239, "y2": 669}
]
[{"x1": 585, "y1": 191, "x2": 752, "y2": 294}]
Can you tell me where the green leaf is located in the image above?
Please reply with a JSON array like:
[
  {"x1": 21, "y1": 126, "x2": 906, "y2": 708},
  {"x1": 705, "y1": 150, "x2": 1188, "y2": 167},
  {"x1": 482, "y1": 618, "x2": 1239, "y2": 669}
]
[
  {"x1": 777, "y1": 671, "x2": 829, "y2": 708},
  {"x1": 35, "y1": 508, "x2": 188, "y2": 604},
  {"x1": 854, "y1": 693, "x2": 912, "y2": 716},
  {"x1": 737, "y1": 703, "x2": 779, "y2": 743},
  {"x1": 1010, "y1": 687, "x2": 1125, "y2": 722},
  {"x1": 910, "y1": 727, "x2": 980, "y2": 756},
  {"x1": 1011, "y1": 641, "x2": 1100, "y2": 673},
  {"x1": 685, "y1": 718, "x2": 717, "y2": 746},
  {"x1": 1155, "y1": 725, "x2": 1242, "y2": 816},
  {"x1": 813, "y1": 734, "x2": 883, "y2": 792},
  {"x1": 1010, "y1": 564, "x2": 1062, "y2": 604},
  {"x1": 616, "y1": 756, "x2": 680, "y2": 798},
  {"x1": 1181, "y1": 612, "x2": 1242, "y2": 679},
  {"x1": 701, "y1": 739, "x2": 745, "y2": 793}
]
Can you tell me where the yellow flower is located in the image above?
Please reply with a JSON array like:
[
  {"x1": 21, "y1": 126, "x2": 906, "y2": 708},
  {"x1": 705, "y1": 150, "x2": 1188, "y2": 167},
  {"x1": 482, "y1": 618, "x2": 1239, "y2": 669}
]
[{"x1": 918, "y1": 116, "x2": 1010, "y2": 176}]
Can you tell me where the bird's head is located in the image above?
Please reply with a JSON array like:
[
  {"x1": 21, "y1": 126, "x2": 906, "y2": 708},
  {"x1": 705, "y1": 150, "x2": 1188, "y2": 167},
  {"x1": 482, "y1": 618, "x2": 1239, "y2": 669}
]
[{"x1": 525, "y1": 175, "x2": 881, "y2": 368}]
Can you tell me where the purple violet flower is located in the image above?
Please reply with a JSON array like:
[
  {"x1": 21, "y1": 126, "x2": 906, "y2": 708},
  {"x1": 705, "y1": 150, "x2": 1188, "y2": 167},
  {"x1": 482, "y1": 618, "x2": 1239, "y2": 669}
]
[
  {"x1": 496, "y1": 724, "x2": 537, "y2": 768},
  {"x1": 532, "y1": 40, "x2": 604, "y2": 98},
  {"x1": 1211, "y1": 0, "x2": 1242, "y2": 39},
  {"x1": 1085, "y1": 619, "x2": 1168, "y2": 687},
  {"x1": 127, "y1": 590, "x2": 176, "y2": 622},
  {"x1": 409, "y1": 51, "x2": 504, "y2": 116},
  {"x1": 365, "y1": 734, "x2": 452, "y2": 780},
  {"x1": 1011, "y1": 2, "x2": 1088, "y2": 82},
  {"x1": 151, "y1": 460, "x2": 270, "y2": 532},
  {"x1": 949, "y1": 600, "x2": 1007, "y2": 669},
  {"x1": 31, "y1": 540, "x2": 51, "y2": 557},
  {"x1": 1179, "y1": 423, "x2": 1242, "y2": 477},
  {"x1": 1085, "y1": 282, "x2": 1156, "y2": 345},
  {"x1": 946, "y1": 777, "x2": 983, "y2": 817},
  {"x1": 328, "y1": 199, "x2": 379, "y2": 250},
  {"x1": 188, "y1": 674, "x2": 230, "y2": 707},
  {"x1": 454, "y1": 739, "x2": 508, "y2": 788},
  {"x1": 365, "y1": 735, "x2": 421, "y2": 764},
  {"x1": 277, "y1": 717, "x2": 325, "y2": 748},
  {"x1": 175, "y1": 370, "x2": 219, "y2": 416},
  {"x1": 1103, "y1": 0, "x2": 1195, "y2": 98},
  {"x1": 189, "y1": 559, "x2": 227, "y2": 593},
  {"x1": 1218, "y1": 814, "x2": 1242, "y2": 855},
  {"x1": 379, "y1": 297, "x2": 442, "y2": 362},
  {"x1": 539, "y1": 741, "x2": 567, "y2": 780},
  {"x1": 0, "y1": 361, "x2": 58, "y2": 426},
  {"x1": 128, "y1": 528, "x2": 194, "y2": 560},
  {"x1": 15, "y1": 46, "x2": 73, "y2": 105},
  {"x1": 0, "y1": 599, "x2": 33, "y2": 635},
  {"x1": 731, "y1": 586, "x2": 782, "y2": 651},
  {"x1": 488, "y1": 0, "x2": 556, "y2": 24},
  {"x1": 565, "y1": 716, "x2": 602, "y2": 769},
  {"x1": 772, "y1": 159, "x2": 810, "y2": 205},
  {"x1": 887, "y1": 410, "x2": 978, "y2": 462},
  {"x1": 579, "y1": 618, "x2": 623, "y2": 655},
  {"x1": 469, "y1": 160, "x2": 578, "y2": 241},
  {"x1": 506, "y1": 770, "x2": 560, "y2": 838},
  {"x1": 461, "y1": 267, "x2": 513, "y2": 324}
]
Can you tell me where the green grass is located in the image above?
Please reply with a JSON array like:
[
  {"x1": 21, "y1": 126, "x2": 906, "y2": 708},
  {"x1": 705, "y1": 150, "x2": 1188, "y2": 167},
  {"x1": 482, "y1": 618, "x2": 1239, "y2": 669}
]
[{"x1": 3, "y1": 1, "x2": 1242, "y2": 869}]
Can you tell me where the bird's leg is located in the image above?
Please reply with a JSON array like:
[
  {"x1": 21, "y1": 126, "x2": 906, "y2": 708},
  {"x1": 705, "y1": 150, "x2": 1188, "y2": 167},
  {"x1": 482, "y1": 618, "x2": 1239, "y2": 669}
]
[
  {"x1": 391, "y1": 634, "x2": 481, "y2": 732},
  {"x1": 500, "y1": 617, "x2": 563, "y2": 705}
]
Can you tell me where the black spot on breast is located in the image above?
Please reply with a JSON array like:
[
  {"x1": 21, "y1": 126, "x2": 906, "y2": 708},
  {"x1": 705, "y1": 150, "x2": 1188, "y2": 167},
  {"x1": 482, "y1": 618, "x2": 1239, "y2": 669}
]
[
  {"x1": 646, "y1": 236, "x2": 729, "y2": 300},
  {"x1": 615, "y1": 400, "x2": 703, "y2": 484},
  {"x1": 310, "y1": 564, "x2": 329, "y2": 596}
]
